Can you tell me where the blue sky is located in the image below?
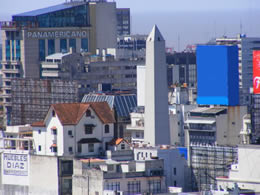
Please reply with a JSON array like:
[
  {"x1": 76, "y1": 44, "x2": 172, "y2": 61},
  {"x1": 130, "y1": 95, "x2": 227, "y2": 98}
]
[{"x1": 1, "y1": 0, "x2": 260, "y2": 50}]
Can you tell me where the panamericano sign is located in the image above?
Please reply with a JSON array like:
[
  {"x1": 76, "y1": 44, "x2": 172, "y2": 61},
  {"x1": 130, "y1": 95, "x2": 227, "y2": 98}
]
[
  {"x1": 3, "y1": 153, "x2": 28, "y2": 176},
  {"x1": 27, "y1": 30, "x2": 88, "y2": 39}
]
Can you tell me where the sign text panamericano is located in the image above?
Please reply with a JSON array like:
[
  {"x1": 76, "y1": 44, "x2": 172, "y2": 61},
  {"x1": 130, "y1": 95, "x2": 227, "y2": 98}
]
[{"x1": 27, "y1": 31, "x2": 88, "y2": 39}]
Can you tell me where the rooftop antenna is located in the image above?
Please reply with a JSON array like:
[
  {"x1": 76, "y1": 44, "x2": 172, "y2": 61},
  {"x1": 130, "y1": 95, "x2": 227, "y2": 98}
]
[
  {"x1": 240, "y1": 19, "x2": 243, "y2": 35},
  {"x1": 178, "y1": 34, "x2": 180, "y2": 52}
]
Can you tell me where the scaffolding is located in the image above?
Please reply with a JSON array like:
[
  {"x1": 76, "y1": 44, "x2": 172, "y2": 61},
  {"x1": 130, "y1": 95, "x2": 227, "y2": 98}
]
[
  {"x1": 11, "y1": 79, "x2": 78, "y2": 125},
  {"x1": 190, "y1": 145, "x2": 237, "y2": 191}
]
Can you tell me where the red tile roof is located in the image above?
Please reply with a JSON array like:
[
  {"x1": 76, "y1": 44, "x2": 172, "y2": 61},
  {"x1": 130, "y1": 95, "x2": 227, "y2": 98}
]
[
  {"x1": 109, "y1": 138, "x2": 128, "y2": 146},
  {"x1": 31, "y1": 102, "x2": 115, "y2": 126},
  {"x1": 31, "y1": 121, "x2": 45, "y2": 127}
]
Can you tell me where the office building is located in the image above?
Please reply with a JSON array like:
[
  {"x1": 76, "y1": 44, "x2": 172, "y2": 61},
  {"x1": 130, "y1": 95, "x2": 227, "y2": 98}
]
[
  {"x1": 144, "y1": 25, "x2": 170, "y2": 146},
  {"x1": 184, "y1": 106, "x2": 247, "y2": 146},
  {"x1": 0, "y1": 0, "x2": 118, "y2": 126},
  {"x1": 217, "y1": 145, "x2": 260, "y2": 192},
  {"x1": 190, "y1": 145, "x2": 237, "y2": 191},
  {"x1": 116, "y1": 8, "x2": 130, "y2": 36},
  {"x1": 166, "y1": 52, "x2": 197, "y2": 88},
  {"x1": 196, "y1": 45, "x2": 239, "y2": 106},
  {"x1": 11, "y1": 79, "x2": 78, "y2": 126},
  {"x1": 216, "y1": 34, "x2": 260, "y2": 105}
]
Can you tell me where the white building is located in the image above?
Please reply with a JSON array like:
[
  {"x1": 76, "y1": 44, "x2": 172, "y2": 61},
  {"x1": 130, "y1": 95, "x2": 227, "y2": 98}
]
[
  {"x1": 217, "y1": 145, "x2": 260, "y2": 192},
  {"x1": 144, "y1": 25, "x2": 170, "y2": 146},
  {"x1": 31, "y1": 102, "x2": 115, "y2": 157},
  {"x1": 134, "y1": 146, "x2": 189, "y2": 191},
  {"x1": 73, "y1": 158, "x2": 166, "y2": 194}
]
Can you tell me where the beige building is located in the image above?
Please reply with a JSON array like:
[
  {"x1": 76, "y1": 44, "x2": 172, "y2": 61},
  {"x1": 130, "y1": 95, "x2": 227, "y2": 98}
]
[{"x1": 0, "y1": 0, "x2": 117, "y2": 126}]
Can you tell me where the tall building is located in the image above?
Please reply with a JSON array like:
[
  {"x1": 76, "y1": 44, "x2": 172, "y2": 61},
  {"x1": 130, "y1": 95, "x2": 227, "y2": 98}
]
[
  {"x1": 196, "y1": 45, "x2": 239, "y2": 106},
  {"x1": 11, "y1": 79, "x2": 78, "y2": 125},
  {"x1": 144, "y1": 25, "x2": 170, "y2": 146},
  {"x1": 116, "y1": 8, "x2": 130, "y2": 36},
  {"x1": 216, "y1": 34, "x2": 260, "y2": 105},
  {"x1": 166, "y1": 52, "x2": 197, "y2": 88},
  {"x1": 0, "y1": 0, "x2": 119, "y2": 126}
]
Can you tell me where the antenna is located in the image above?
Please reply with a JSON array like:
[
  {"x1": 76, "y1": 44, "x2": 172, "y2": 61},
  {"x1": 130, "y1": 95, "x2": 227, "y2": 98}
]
[{"x1": 240, "y1": 19, "x2": 243, "y2": 35}]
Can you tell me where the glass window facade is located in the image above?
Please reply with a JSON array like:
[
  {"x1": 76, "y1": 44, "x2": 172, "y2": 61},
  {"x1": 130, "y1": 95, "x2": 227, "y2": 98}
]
[
  {"x1": 81, "y1": 38, "x2": 88, "y2": 52},
  {"x1": 5, "y1": 40, "x2": 11, "y2": 61},
  {"x1": 12, "y1": 40, "x2": 15, "y2": 61},
  {"x1": 16, "y1": 40, "x2": 21, "y2": 61},
  {"x1": 69, "y1": 39, "x2": 76, "y2": 51},
  {"x1": 39, "y1": 40, "x2": 45, "y2": 61},
  {"x1": 48, "y1": 39, "x2": 55, "y2": 55},
  {"x1": 13, "y1": 4, "x2": 89, "y2": 28},
  {"x1": 60, "y1": 39, "x2": 67, "y2": 52}
]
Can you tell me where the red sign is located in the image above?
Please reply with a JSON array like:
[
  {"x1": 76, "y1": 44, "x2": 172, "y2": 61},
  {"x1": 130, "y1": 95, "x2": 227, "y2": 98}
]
[{"x1": 253, "y1": 51, "x2": 260, "y2": 94}]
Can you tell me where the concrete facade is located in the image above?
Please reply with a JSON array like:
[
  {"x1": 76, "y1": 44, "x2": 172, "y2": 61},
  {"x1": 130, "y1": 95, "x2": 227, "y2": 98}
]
[
  {"x1": 0, "y1": 152, "x2": 59, "y2": 195},
  {"x1": 144, "y1": 25, "x2": 170, "y2": 146},
  {"x1": 217, "y1": 145, "x2": 260, "y2": 192}
]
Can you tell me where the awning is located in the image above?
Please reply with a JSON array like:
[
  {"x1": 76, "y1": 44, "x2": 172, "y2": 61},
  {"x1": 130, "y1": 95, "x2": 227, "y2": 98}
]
[
  {"x1": 51, "y1": 144, "x2": 57, "y2": 147},
  {"x1": 185, "y1": 119, "x2": 216, "y2": 124},
  {"x1": 78, "y1": 138, "x2": 101, "y2": 144}
]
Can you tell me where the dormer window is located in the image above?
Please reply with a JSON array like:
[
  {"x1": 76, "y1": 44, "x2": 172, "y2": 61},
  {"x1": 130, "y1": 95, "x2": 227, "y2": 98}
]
[
  {"x1": 52, "y1": 110, "x2": 56, "y2": 117},
  {"x1": 86, "y1": 110, "x2": 91, "y2": 117}
]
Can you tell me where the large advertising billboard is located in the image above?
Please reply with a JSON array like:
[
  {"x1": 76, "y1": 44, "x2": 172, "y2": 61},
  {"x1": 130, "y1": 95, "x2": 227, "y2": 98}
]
[
  {"x1": 253, "y1": 51, "x2": 260, "y2": 94},
  {"x1": 1, "y1": 152, "x2": 29, "y2": 185}
]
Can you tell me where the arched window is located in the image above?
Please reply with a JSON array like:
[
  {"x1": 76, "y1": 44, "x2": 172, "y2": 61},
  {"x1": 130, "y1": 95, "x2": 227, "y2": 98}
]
[
  {"x1": 105, "y1": 125, "x2": 109, "y2": 133},
  {"x1": 86, "y1": 110, "x2": 91, "y2": 117},
  {"x1": 52, "y1": 110, "x2": 56, "y2": 117}
]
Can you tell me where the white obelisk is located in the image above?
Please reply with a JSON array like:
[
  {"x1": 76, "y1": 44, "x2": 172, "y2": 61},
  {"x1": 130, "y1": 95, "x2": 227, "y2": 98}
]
[{"x1": 144, "y1": 25, "x2": 170, "y2": 146}]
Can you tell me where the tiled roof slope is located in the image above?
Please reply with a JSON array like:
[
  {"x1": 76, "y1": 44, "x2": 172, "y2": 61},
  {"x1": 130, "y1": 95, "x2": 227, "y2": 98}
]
[{"x1": 32, "y1": 102, "x2": 115, "y2": 126}]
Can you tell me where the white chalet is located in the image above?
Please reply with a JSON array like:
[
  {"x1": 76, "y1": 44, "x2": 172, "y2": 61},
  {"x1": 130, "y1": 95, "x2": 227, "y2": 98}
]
[{"x1": 31, "y1": 102, "x2": 116, "y2": 157}]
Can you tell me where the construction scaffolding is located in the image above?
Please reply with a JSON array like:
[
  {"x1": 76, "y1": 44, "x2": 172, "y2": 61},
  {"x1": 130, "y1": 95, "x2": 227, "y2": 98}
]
[
  {"x1": 11, "y1": 79, "x2": 78, "y2": 125},
  {"x1": 190, "y1": 145, "x2": 237, "y2": 191}
]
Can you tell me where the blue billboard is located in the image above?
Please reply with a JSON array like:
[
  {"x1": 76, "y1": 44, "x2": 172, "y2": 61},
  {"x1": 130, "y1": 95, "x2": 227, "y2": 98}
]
[{"x1": 196, "y1": 45, "x2": 239, "y2": 106}]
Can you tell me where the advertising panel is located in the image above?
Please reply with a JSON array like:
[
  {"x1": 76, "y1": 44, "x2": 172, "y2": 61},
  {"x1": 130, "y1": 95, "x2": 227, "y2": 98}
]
[
  {"x1": 1, "y1": 152, "x2": 29, "y2": 185},
  {"x1": 3, "y1": 153, "x2": 28, "y2": 176},
  {"x1": 253, "y1": 50, "x2": 260, "y2": 94}
]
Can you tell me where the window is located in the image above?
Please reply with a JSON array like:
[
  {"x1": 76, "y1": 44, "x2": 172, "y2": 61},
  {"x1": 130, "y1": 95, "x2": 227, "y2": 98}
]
[
  {"x1": 68, "y1": 130, "x2": 73, "y2": 136},
  {"x1": 16, "y1": 40, "x2": 21, "y2": 61},
  {"x1": 69, "y1": 39, "x2": 76, "y2": 51},
  {"x1": 105, "y1": 125, "x2": 109, "y2": 133},
  {"x1": 86, "y1": 110, "x2": 91, "y2": 117},
  {"x1": 105, "y1": 182, "x2": 120, "y2": 191},
  {"x1": 38, "y1": 130, "x2": 41, "y2": 134},
  {"x1": 51, "y1": 146, "x2": 57, "y2": 152},
  {"x1": 52, "y1": 110, "x2": 56, "y2": 117},
  {"x1": 85, "y1": 125, "x2": 94, "y2": 134},
  {"x1": 68, "y1": 147, "x2": 73, "y2": 153},
  {"x1": 127, "y1": 181, "x2": 141, "y2": 194},
  {"x1": 174, "y1": 180, "x2": 177, "y2": 187},
  {"x1": 121, "y1": 144, "x2": 125, "y2": 150},
  {"x1": 5, "y1": 40, "x2": 11, "y2": 61},
  {"x1": 136, "y1": 132, "x2": 140, "y2": 138},
  {"x1": 52, "y1": 129, "x2": 57, "y2": 135},
  {"x1": 81, "y1": 38, "x2": 88, "y2": 52},
  {"x1": 48, "y1": 39, "x2": 55, "y2": 55},
  {"x1": 60, "y1": 39, "x2": 67, "y2": 52},
  {"x1": 88, "y1": 143, "x2": 94, "y2": 152},
  {"x1": 148, "y1": 180, "x2": 161, "y2": 193},
  {"x1": 174, "y1": 168, "x2": 177, "y2": 175},
  {"x1": 77, "y1": 144, "x2": 82, "y2": 153},
  {"x1": 38, "y1": 145, "x2": 41, "y2": 151}
]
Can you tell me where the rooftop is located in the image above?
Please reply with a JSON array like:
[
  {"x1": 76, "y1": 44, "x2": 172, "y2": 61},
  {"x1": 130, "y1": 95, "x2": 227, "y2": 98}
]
[
  {"x1": 190, "y1": 107, "x2": 226, "y2": 114},
  {"x1": 13, "y1": 3, "x2": 82, "y2": 17}
]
